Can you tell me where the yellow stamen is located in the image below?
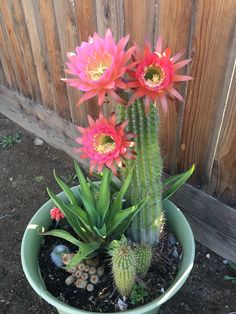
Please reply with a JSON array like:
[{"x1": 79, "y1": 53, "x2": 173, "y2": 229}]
[{"x1": 93, "y1": 134, "x2": 116, "y2": 154}]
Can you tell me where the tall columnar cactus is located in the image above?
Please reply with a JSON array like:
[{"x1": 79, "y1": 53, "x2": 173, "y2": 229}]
[
  {"x1": 112, "y1": 242, "x2": 136, "y2": 297},
  {"x1": 134, "y1": 243, "x2": 153, "y2": 275},
  {"x1": 117, "y1": 99, "x2": 163, "y2": 245}
]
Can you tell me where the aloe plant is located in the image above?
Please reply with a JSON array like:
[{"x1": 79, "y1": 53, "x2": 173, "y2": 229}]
[{"x1": 40, "y1": 161, "x2": 147, "y2": 267}]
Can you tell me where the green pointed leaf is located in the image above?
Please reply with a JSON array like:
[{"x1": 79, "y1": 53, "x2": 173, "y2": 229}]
[
  {"x1": 229, "y1": 261, "x2": 236, "y2": 272},
  {"x1": 39, "y1": 229, "x2": 81, "y2": 247},
  {"x1": 53, "y1": 170, "x2": 78, "y2": 205},
  {"x1": 97, "y1": 168, "x2": 112, "y2": 224},
  {"x1": 110, "y1": 165, "x2": 134, "y2": 213},
  {"x1": 77, "y1": 187, "x2": 100, "y2": 226},
  {"x1": 74, "y1": 160, "x2": 95, "y2": 207},
  {"x1": 68, "y1": 242, "x2": 101, "y2": 268},
  {"x1": 107, "y1": 198, "x2": 147, "y2": 236},
  {"x1": 224, "y1": 275, "x2": 236, "y2": 281},
  {"x1": 162, "y1": 165, "x2": 195, "y2": 200},
  {"x1": 94, "y1": 224, "x2": 107, "y2": 239}
]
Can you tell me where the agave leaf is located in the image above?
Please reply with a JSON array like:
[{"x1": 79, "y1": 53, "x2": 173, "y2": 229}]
[
  {"x1": 47, "y1": 188, "x2": 82, "y2": 236},
  {"x1": 39, "y1": 229, "x2": 81, "y2": 247},
  {"x1": 97, "y1": 168, "x2": 112, "y2": 225},
  {"x1": 110, "y1": 165, "x2": 134, "y2": 213},
  {"x1": 93, "y1": 224, "x2": 107, "y2": 239},
  {"x1": 74, "y1": 160, "x2": 96, "y2": 207},
  {"x1": 229, "y1": 261, "x2": 236, "y2": 272},
  {"x1": 224, "y1": 275, "x2": 236, "y2": 281},
  {"x1": 107, "y1": 198, "x2": 147, "y2": 236},
  {"x1": 162, "y1": 164, "x2": 195, "y2": 200},
  {"x1": 67, "y1": 242, "x2": 101, "y2": 268},
  {"x1": 53, "y1": 170, "x2": 78, "y2": 205},
  {"x1": 78, "y1": 187, "x2": 100, "y2": 226}
]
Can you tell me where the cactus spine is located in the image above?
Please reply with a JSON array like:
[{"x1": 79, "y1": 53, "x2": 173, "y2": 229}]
[
  {"x1": 112, "y1": 242, "x2": 136, "y2": 297},
  {"x1": 134, "y1": 243, "x2": 152, "y2": 275},
  {"x1": 117, "y1": 99, "x2": 163, "y2": 245}
]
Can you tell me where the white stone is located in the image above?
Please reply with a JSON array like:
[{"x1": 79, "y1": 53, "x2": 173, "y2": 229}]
[{"x1": 34, "y1": 137, "x2": 44, "y2": 145}]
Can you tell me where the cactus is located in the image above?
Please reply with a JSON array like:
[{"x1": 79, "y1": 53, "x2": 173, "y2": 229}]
[
  {"x1": 116, "y1": 99, "x2": 163, "y2": 245},
  {"x1": 134, "y1": 243, "x2": 152, "y2": 275},
  {"x1": 112, "y1": 242, "x2": 136, "y2": 297}
]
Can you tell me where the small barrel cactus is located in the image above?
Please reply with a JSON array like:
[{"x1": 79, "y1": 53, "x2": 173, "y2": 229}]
[
  {"x1": 112, "y1": 243, "x2": 136, "y2": 297},
  {"x1": 134, "y1": 243, "x2": 152, "y2": 275}
]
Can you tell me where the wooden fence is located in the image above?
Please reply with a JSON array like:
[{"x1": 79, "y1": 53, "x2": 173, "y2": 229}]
[{"x1": 0, "y1": 0, "x2": 236, "y2": 260}]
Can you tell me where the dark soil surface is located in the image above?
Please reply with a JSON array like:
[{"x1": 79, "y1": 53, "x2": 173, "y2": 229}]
[
  {"x1": 1, "y1": 113, "x2": 236, "y2": 314},
  {"x1": 39, "y1": 223, "x2": 182, "y2": 312}
]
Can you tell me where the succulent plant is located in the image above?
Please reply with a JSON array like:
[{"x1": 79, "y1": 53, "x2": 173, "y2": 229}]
[
  {"x1": 41, "y1": 161, "x2": 147, "y2": 268},
  {"x1": 64, "y1": 258, "x2": 105, "y2": 292},
  {"x1": 134, "y1": 243, "x2": 152, "y2": 275},
  {"x1": 111, "y1": 242, "x2": 136, "y2": 297}
]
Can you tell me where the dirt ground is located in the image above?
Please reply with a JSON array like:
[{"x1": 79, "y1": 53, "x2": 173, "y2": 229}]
[{"x1": 0, "y1": 114, "x2": 236, "y2": 314}]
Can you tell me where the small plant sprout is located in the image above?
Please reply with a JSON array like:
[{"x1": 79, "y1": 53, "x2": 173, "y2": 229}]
[
  {"x1": 224, "y1": 261, "x2": 236, "y2": 284},
  {"x1": 0, "y1": 132, "x2": 22, "y2": 148},
  {"x1": 130, "y1": 282, "x2": 149, "y2": 305}
]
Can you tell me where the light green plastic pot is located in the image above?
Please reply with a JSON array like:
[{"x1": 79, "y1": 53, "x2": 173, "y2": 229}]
[{"x1": 21, "y1": 186, "x2": 195, "y2": 314}]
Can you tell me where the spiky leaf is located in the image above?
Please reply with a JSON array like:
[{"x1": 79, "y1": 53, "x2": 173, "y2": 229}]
[
  {"x1": 53, "y1": 170, "x2": 78, "y2": 205},
  {"x1": 68, "y1": 242, "x2": 101, "y2": 267},
  {"x1": 39, "y1": 229, "x2": 81, "y2": 247}
]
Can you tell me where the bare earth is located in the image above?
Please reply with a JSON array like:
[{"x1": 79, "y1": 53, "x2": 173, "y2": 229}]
[{"x1": 0, "y1": 114, "x2": 236, "y2": 314}]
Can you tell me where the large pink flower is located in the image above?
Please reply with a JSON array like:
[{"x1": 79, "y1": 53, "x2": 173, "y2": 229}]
[
  {"x1": 127, "y1": 37, "x2": 192, "y2": 113},
  {"x1": 63, "y1": 29, "x2": 135, "y2": 106},
  {"x1": 75, "y1": 114, "x2": 136, "y2": 174}
]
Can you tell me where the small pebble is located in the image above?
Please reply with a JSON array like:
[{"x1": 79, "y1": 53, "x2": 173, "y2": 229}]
[
  {"x1": 90, "y1": 274, "x2": 99, "y2": 284},
  {"x1": 81, "y1": 272, "x2": 89, "y2": 280},
  {"x1": 97, "y1": 265, "x2": 105, "y2": 277},
  {"x1": 206, "y1": 253, "x2": 210, "y2": 259},
  {"x1": 168, "y1": 233, "x2": 176, "y2": 245},
  {"x1": 89, "y1": 267, "x2": 96, "y2": 275},
  {"x1": 117, "y1": 298, "x2": 128, "y2": 311},
  {"x1": 172, "y1": 248, "x2": 179, "y2": 258},
  {"x1": 9, "y1": 177, "x2": 13, "y2": 182},
  {"x1": 34, "y1": 137, "x2": 44, "y2": 145},
  {"x1": 160, "y1": 287, "x2": 165, "y2": 294},
  {"x1": 65, "y1": 275, "x2": 76, "y2": 285},
  {"x1": 223, "y1": 259, "x2": 228, "y2": 265},
  {"x1": 87, "y1": 283, "x2": 94, "y2": 292}
]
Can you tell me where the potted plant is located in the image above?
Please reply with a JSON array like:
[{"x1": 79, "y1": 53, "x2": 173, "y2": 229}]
[{"x1": 21, "y1": 29, "x2": 195, "y2": 314}]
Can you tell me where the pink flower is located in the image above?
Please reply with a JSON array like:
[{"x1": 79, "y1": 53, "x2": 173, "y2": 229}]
[
  {"x1": 63, "y1": 29, "x2": 135, "y2": 106},
  {"x1": 75, "y1": 113, "x2": 136, "y2": 174},
  {"x1": 127, "y1": 37, "x2": 192, "y2": 113},
  {"x1": 50, "y1": 207, "x2": 65, "y2": 221}
]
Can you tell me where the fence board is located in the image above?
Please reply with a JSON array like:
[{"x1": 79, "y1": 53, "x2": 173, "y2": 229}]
[
  {"x1": 209, "y1": 67, "x2": 236, "y2": 207},
  {"x1": 177, "y1": 0, "x2": 236, "y2": 188},
  {"x1": 39, "y1": 0, "x2": 70, "y2": 120},
  {"x1": 21, "y1": 0, "x2": 54, "y2": 110},
  {"x1": 158, "y1": 0, "x2": 193, "y2": 173}
]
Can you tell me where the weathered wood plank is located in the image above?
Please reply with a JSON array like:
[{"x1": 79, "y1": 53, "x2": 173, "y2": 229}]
[
  {"x1": 0, "y1": 1, "x2": 30, "y2": 96},
  {"x1": 158, "y1": 0, "x2": 193, "y2": 174},
  {"x1": 53, "y1": 0, "x2": 80, "y2": 124},
  {"x1": 171, "y1": 183, "x2": 236, "y2": 262},
  {"x1": 209, "y1": 65, "x2": 236, "y2": 207},
  {"x1": 8, "y1": 0, "x2": 41, "y2": 102},
  {"x1": 1, "y1": 86, "x2": 236, "y2": 262},
  {"x1": 39, "y1": 0, "x2": 70, "y2": 120},
  {"x1": 0, "y1": 8, "x2": 17, "y2": 89},
  {"x1": 74, "y1": 0, "x2": 99, "y2": 123},
  {"x1": 21, "y1": 0, "x2": 54, "y2": 110},
  {"x1": 177, "y1": 0, "x2": 236, "y2": 188},
  {"x1": 124, "y1": 0, "x2": 157, "y2": 49}
]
